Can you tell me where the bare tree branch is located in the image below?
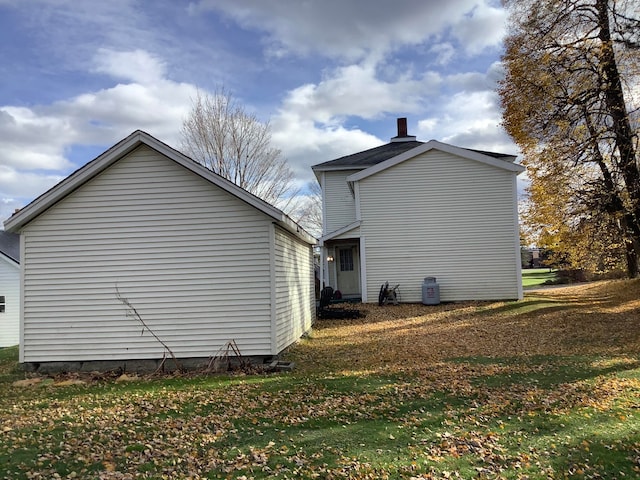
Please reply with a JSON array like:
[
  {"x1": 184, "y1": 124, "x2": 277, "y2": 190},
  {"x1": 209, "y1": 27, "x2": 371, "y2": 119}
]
[
  {"x1": 115, "y1": 285, "x2": 181, "y2": 371},
  {"x1": 180, "y1": 88, "x2": 299, "y2": 211}
]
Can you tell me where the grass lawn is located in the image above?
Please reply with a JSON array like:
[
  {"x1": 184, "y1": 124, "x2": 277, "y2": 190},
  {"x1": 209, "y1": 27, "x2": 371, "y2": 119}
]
[
  {"x1": 522, "y1": 267, "x2": 558, "y2": 288},
  {"x1": 2, "y1": 280, "x2": 640, "y2": 479}
]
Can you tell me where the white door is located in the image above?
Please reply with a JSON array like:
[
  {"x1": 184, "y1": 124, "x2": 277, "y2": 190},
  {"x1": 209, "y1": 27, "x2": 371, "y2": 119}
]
[{"x1": 335, "y1": 245, "x2": 360, "y2": 296}]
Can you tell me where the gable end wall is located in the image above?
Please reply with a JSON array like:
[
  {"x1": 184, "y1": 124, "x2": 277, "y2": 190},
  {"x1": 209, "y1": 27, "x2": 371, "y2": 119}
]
[
  {"x1": 20, "y1": 145, "x2": 275, "y2": 362},
  {"x1": 358, "y1": 150, "x2": 521, "y2": 302}
]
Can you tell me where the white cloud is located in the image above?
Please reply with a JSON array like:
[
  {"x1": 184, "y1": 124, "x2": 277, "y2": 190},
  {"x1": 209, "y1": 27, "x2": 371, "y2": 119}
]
[
  {"x1": 0, "y1": 166, "x2": 64, "y2": 224},
  {"x1": 92, "y1": 49, "x2": 167, "y2": 84},
  {"x1": 0, "y1": 107, "x2": 75, "y2": 171},
  {"x1": 0, "y1": 48, "x2": 199, "y2": 222},
  {"x1": 450, "y1": 3, "x2": 507, "y2": 54},
  {"x1": 191, "y1": 0, "x2": 505, "y2": 61},
  {"x1": 271, "y1": 111, "x2": 383, "y2": 182},
  {"x1": 268, "y1": 58, "x2": 445, "y2": 184},
  {"x1": 52, "y1": 79, "x2": 195, "y2": 145},
  {"x1": 0, "y1": 166, "x2": 63, "y2": 198},
  {"x1": 276, "y1": 62, "x2": 441, "y2": 125},
  {"x1": 429, "y1": 43, "x2": 456, "y2": 65},
  {"x1": 425, "y1": 89, "x2": 516, "y2": 154},
  {"x1": 0, "y1": 49, "x2": 196, "y2": 171},
  {"x1": 418, "y1": 118, "x2": 439, "y2": 136}
]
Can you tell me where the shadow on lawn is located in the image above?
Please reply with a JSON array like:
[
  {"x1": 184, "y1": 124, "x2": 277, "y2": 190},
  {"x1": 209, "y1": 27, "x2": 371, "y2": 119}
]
[
  {"x1": 281, "y1": 352, "x2": 640, "y2": 478},
  {"x1": 299, "y1": 284, "x2": 640, "y2": 373}
]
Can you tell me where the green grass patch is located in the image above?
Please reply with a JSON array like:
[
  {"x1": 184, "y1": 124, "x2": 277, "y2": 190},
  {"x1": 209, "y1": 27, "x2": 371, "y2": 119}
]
[
  {"x1": 2, "y1": 356, "x2": 640, "y2": 478},
  {"x1": 522, "y1": 267, "x2": 558, "y2": 288},
  {"x1": 0, "y1": 345, "x2": 19, "y2": 373},
  {"x1": 3, "y1": 281, "x2": 640, "y2": 479}
]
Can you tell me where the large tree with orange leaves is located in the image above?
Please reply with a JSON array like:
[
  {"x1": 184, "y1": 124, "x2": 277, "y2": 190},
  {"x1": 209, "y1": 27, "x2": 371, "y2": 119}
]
[{"x1": 499, "y1": 0, "x2": 640, "y2": 276}]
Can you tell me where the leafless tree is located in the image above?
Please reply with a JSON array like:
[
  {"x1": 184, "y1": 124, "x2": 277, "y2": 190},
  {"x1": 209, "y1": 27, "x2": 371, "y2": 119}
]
[
  {"x1": 287, "y1": 180, "x2": 323, "y2": 238},
  {"x1": 181, "y1": 88, "x2": 299, "y2": 210}
]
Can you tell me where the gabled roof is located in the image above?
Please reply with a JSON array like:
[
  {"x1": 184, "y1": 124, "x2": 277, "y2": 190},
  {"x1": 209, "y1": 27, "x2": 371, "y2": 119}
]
[
  {"x1": 4, "y1": 130, "x2": 315, "y2": 245},
  {"x1": 312, "y1": 140, "x2": 425, "y2": 171},
  {"x1": 0, "y1": 230, "x2": 19, "y2": 264},
  {"x1": 321, "y1": 220, "x2": 361, "y2": 242},
  {"x1": 346, "y1": 140, "x2": 525, "y2": 182}
]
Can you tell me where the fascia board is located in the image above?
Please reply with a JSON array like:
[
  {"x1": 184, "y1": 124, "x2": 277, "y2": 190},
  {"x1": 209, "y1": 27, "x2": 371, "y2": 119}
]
[
  {"x1": 142, "y1": 135, "x2": 317, "y2": 244},
  {"x1": 4, "y1": 131, "x2": 316, "y2": 245},
  {"x1": 0, "y1": 252, "x2": 19, "y2": 268},
  {"x1": 346, "y1": 140, "x2": 525, "y2": 183},
  {"x1": 4, "y1": 131, "x2": 147, "y2": 232},
  {"x1": 140, "y1": 132, "x2": 288, "y2": 222},
  {"x1": 312, "y1": 165, "x2": 368, "y2": 172},
  {"x1": 321, "y1": 221, "x2": 361, "y2": 242}
]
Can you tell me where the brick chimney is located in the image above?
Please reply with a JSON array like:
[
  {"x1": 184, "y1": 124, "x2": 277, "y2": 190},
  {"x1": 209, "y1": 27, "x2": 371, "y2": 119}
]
[
  {"x1": 390, "y1": 117, "x2": 417, "y2": 142},
  {"x1": 397, "y1": 117, "x2": 408, "y2": 137}
]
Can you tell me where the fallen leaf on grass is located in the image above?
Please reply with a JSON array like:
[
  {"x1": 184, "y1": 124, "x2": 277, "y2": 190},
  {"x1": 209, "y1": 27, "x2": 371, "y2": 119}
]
[{"x1": 12, "y1": 378, "x2": 42, "y2": 387}]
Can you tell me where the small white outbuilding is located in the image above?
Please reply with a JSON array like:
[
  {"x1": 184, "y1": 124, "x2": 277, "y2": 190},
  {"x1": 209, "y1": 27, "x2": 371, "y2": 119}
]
[
  {"x1": 0, "y1": 230, "x2": 20, "y2": 348},
  {"x1": 4, "y1": 130, "x2": 316, "y2": 372}
]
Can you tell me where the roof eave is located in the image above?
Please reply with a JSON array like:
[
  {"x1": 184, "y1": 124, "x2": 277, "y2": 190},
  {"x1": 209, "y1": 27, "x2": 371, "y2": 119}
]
[
  {"x1": 311, "y1": 165, "x2": 368, "y2": 172},
  {"x1": 321, "y1": 221, "x2": 362, "y2": 242},
  {"x1": 4, "y1": 131, "x2": 316, "y2": 246},
  {"x1": 347, "y1": 140, "x2": 525, "y2": 182},
  {"x1": 0, "y1": 252, "x2": 19, "y2": 267},
  {"x1": 4, "y1": 130, "x2": 149, "y2": 232}
]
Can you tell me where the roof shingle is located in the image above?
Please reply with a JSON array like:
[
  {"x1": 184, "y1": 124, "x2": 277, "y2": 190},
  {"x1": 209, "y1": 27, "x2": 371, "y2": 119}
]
[
  {"x1": 312, "y1": 141, "x2": 425, "y2": 170},
  {"x1": 0, "y1": 230, "x2": 19, "y2": 263}
]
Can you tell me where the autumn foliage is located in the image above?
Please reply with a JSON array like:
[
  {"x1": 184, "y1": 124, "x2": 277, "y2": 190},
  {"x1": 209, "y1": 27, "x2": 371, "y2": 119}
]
[
  {"x1": 499, "y1": 0, "x2": 640, "y2": 276},
  {"x1": 1, "y1": 280, "x2": 640, "y2": 478}
]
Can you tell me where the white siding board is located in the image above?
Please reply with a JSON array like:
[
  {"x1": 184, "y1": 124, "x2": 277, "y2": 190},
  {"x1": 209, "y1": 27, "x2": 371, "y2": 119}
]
[
  {"x1": 274, "y1": 226, "x2": 314, "y2": 353},
  {"x1": 323, "y1": 170, "x2": 359, "y2": 234},
  {"x1": 358, "y1": 150, "x2": 520, "y2": 302},
  {"x1": 21, "y1": 145, "x2": 276, "y2": 362},
  {"x1": 0, "y1": 258, "x2": 20, "y2": 347}
]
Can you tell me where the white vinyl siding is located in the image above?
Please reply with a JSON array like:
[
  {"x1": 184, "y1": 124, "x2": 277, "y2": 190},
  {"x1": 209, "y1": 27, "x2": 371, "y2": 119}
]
[
  {"x1": 0, "y1": 257, "x2": 20, "y2": 347},
  {"x1": 21, "y1": 145, "x2": 274, "y2": 362},
  {"x1": 331, "y1": 225, "x2": 360, "y2": 240},
  {"x1": 323, "y1": 170, "x2": 359, "y2": 235},
  {"x1": 358, "y1": 150, "x2": 520, "y2": 302},
  {"x1": 274, "y1": 227, "x2": 314, "y2": 353}
]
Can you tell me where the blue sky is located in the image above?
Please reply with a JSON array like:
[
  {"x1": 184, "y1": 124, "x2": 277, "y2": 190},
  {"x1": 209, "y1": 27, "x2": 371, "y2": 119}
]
[{"x1": 0, "y1": 0, "x2": 517, "y2": 223}]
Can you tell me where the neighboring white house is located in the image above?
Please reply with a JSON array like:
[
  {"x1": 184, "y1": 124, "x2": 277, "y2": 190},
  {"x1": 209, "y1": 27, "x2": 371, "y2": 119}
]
[
  {"x1": 312, "y1": 118, "x2": 525, "y2": 303},
  {"x1": 4, "y1": 130, "x2": 316, "y2": 371},
  {"x1": 0, "y1": 230, "x2": 20, "y2": 347}
]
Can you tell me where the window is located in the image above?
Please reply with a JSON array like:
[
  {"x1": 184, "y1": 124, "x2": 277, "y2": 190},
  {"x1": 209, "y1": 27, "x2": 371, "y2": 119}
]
[
  {"x1": 0, "y1": 296, "x2": 5, "y2": 313},
  {"x1": 339, "y1": 248, "x2": 354, "y2": 271}
]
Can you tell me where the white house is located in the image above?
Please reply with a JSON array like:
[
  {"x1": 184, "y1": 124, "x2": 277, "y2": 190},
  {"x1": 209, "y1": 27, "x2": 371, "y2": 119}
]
[
  {"x1": 4, "y1": 130, "x2": 316, "y2": 371},
  {"x1": 0, "y1": 230, "x2": 20, "y2": 347},
  {"x1": 312, "y1": 118, "x2": 525, "y2": 303}
]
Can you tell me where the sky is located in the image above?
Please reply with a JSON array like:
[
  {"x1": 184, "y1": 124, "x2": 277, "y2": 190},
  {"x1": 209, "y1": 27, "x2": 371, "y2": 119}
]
[{"x1": 0, "y1": 0, "x2": 519, "y2": 224}]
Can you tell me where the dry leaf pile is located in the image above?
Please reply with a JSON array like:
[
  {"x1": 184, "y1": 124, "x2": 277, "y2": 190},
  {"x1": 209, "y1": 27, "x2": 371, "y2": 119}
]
[
  {"x1": 1, "y1": 279, "x2": 639, "y2": 479},
  {"x1": 292, "y1": 279, "x2": 640, "y2": 375}
]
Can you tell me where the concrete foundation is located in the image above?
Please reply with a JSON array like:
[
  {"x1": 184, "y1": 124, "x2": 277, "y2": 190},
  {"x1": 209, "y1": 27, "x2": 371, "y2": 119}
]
[{"x1": 22, "y1": 355, "x2": 276, "y2": 374}]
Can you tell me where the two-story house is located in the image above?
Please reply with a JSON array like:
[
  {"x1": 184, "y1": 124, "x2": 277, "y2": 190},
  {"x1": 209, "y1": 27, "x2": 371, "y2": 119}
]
[{"x1": 312, "y1": 118, "x2": 525, "y2": 302}]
